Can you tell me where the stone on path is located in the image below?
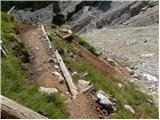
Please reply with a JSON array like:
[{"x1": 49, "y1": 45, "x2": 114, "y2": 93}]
[{"x1": 39, "y1": 87, "x2": 58, "y2": 94}]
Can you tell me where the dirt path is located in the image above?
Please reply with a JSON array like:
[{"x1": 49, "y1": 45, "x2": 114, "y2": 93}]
[
  {"x1": 67, "y1": 93, "x2": 100, "y2": 119},
  {"x1": 19, "y1": 24, "x2": 70, "y2": 96},
  {"x1": 19, "y1": 24, "x2": 102, "y2": 119}
]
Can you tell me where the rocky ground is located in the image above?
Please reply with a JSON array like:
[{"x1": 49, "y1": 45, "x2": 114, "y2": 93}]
[{"x1": 82, "y1": 24, "x2": 159, "y2": 103}]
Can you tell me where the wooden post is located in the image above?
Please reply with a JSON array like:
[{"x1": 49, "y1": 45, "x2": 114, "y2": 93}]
[{"x1": 1, "y1": 95, "x2": 48, "y2": 119}]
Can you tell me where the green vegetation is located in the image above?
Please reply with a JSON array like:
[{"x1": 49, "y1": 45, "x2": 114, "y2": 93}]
[
  {"x1": 73, "y1": 34, "x2": 97, "y2": 55},
  {"x1": 49, "y1": 33, "x2": 159, "y2": 119},
  {"x1": 1, "y1": 12, "x2": 69, "y2": 118}
]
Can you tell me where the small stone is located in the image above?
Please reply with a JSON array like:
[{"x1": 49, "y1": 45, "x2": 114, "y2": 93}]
[
  {"x1": 102, "y1": 109, "x2": 107, "y2": 114},
  {"x1": 39, "y1": 87, "x2": 58, "y2": 94},
  {"x1": 97, "y1": 107, "x2": 100, "y2": 111},
  {"x1": 82, "y1": 72, "x2": 88, "y2": 77},
  {"x1": 77, "y1": 79, "x2": 90, "y2": 90},
  {"x1": 118, "y1": 83, "x2": 122, "y2": 88},
  {"x1": 52, "y1": 71, "x2": 61, "y2": 76},
  {"x1": 59, "y1": 76, "x2": 64, "y2": 83},
  {"x1": 125, "y1": 67, "x2": 134, "y2": 75},
  {"x1": 98, "y1": 115, "x2": 103, "y2": 119},
  {"x1": 48, "y1": 58, "x2": 54, "y2": 63},
  {"x1": 65, "y1": 92, "x2": 69, "y2": 95},
  {"x1": 38, "y1": 67, "x2": 43, "y2": 72},
  {"x1": 30, "y1": 80, "x2": 34, "y2": 83},
  {"x1": 133, "y1": 74, "x2": 141, "y2": 79},
  {"x1": 35, "y1": 47, "x2": 39, "y2": 50},
  {"x1": 72, "y1": 71, "x2": 77, "y2": 76},
  {"x1": 147, "y1": 99, "x2": 154, "y2": 105},
  {"x1": 144, "y1": 40, "x2": 147, "y2": 43},
  {"x1": 54, "y1": 65, "x2": 59, "y2": 69},
  {"x1": 124, "y1": 104, "x2": 135, "y2": 114}
]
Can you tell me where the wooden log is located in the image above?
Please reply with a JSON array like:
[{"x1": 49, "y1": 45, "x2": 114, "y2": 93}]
[
  {"x1": 42, "y1": 24, "x2": 78, "y2": 98},
  {"x1": 41, "y1": 25, "x2": 52, "y2": 49},
  {"x1": 1, "y1": 95, "x2": 48, "y2": 119},
  {"x1": 54, "y1": 50, "x2": 78, "y2": 98}
]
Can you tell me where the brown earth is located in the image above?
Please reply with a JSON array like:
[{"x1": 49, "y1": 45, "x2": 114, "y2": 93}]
[
  {"x1": 67, "y1": 92, "x2": 101, "y2": 119},
  {"x1": 19, "y1": 24, "x2": 70, "y2": 96}
]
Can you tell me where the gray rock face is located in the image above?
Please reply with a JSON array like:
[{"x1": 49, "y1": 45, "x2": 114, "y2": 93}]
[
  {"x1": 10, "y1": 1, "x2": 158, "y2": 32},
  {"x1": 129, "y1": 1, "x2": 148, "y2": 16},
  {"x1": 12, "y1": 4, "x2": 53, "y2": 23},
  {"x1": 65, "y1": 1, "x2": 159, "y2": 33}
]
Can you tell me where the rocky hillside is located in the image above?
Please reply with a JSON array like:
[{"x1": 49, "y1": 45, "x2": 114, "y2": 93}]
[
  {"x1": 64, "y1": 1, "x2": 159, "y2": 33},
  {"x1": 7, "y1": 1, "x2": 159, "y2": 33}
]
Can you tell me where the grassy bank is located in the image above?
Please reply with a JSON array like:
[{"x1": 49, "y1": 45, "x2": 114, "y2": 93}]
[
  {"x1": 1, "y1": 12, "x2": 69, "y2": 118},
  {"x1": 49, "y1": 33, "x2": 158, "y2": 119}
]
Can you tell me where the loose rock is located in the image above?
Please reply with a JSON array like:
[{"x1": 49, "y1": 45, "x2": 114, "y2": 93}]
[
  {"x1": 96, "y1": 90, "x2": 113, "y2": 108},
  {"x1": 125, "y1": 67, "x2": 134, "y2": 75},
  {"x1": 82, "y1": 72, "x2": 88, "y2": 77},
  {"x1": 77, "y1": 79, "x2": 90, "y2": 90},
  {"x1": 48, "y1": 57, "x2": 54, "y2": 63},
  {"x1": 124, "y1": 104, "x2": 135, "y2": 114},
  {"x1": 72, "y1": 71, "x2": 78, "y2": 76},
  {"x1": 52, "y1": 71, "x2": 61, "y2": 76},
  {"x1": 54, "y1": 65, "x2": 59, "y2": 69},
  {"x1": 39, "y1": 87, "x2": 58, "y2": 94},
  {"x1": 118, "y1": 83, "x2": 122, "y2": 88}
]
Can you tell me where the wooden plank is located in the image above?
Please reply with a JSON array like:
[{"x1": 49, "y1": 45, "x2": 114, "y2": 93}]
[{"x1": 1, "y1": 95, "x2": 48, "y2": 119}]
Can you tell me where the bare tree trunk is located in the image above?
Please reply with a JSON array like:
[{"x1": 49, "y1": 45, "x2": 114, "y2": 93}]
[{"x1": 1, "y1": 95, "x2": 48, "y2": 119}]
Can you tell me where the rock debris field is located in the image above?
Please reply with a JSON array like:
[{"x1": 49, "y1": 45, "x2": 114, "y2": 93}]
[{"x1": 82, "y1": 24, "x2": 159, "y2": 103}]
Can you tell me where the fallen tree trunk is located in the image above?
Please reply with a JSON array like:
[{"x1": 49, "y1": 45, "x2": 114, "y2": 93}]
[
  {"x1": 1, "y1": 95, "x2": 48, "y2": 119},
  {"x1": 43, "y1": 24, "x2": 78, "y2": 98},
  {"x1": 54, "y1": 50, "x2": 78, "y2": 98}
]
